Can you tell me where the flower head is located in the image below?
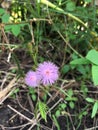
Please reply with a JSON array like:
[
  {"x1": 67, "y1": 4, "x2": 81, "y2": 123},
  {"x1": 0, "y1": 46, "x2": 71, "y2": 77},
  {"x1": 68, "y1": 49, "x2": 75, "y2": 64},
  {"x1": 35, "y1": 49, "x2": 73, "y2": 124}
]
[
  {"x1": 25, "y1": 70, "x2": 40, "y2": 87},
  {"x1": 37, "y1": 61, "x2": 59, "y2": 86}
]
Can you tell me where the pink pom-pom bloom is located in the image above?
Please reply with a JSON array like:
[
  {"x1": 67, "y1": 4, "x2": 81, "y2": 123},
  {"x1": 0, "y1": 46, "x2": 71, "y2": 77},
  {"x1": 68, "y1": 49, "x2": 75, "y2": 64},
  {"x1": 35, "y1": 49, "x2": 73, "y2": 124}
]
[
  {"x1": 25, "y1": 71, "x2": 40, "y2": 87},
  {"x1": 37, "y1": 61, "x2": 59, "y2": 85}
]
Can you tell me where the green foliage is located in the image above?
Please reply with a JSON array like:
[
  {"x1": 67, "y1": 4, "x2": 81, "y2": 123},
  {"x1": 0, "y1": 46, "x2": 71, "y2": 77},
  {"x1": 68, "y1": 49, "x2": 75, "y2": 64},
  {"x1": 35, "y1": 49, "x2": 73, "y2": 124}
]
[
  {"x1": 2, "y1": 13, "x2": 10, "y2": 23},
  {"x1": 52, "y1": 115, "x2": 60, "y2": 130},
  {"x1": 65, "y1": 89, "x2": 78, "y2": 109},
  {"x1": 10, "y1": 88, "x2": 20, "y2": 98},
  {"x1": 55, "y1": 102, "x2": 67, "y2": 117},
  {"x1": 80, "y1": 83, "x2": 88, "y2": 97},
  {"x1": 84, "y1": 0, "x2": 92, "y2": 2},
  {"x1": 11, "y1": 25, "x2": 21, "y2": 36},
  {"x1": 78, "y1": 108, "x2": 88, "y2": 119},
  {"x1": 92, "y1": 101, "x2": 98, "y2": 118},
  {"x1": 4, "y1": 24, "x2": 27, "y2": 36},
  {"x1": 28, "y1": 87, "x2": 37, "y2": 101},
  {"x1": 86, "y1": 97, "x2": 95, "y2": 103},
  {"x1": 61, "y1": 65, "x2": 70, "y2": 74},
  {"x1": 0, "y1": 8, "x2": 5, "y2": 15},
  {"x1": 86, "y1": 49, "x2": 98, "y2": 65},
  {"x1": 0, "y1": 8, "x2": 10, "y2": 23},
  {"x1": 12, "y1": 53, "x2": 24, "y2": 77},
  {"x1": 1, "y1": 0, "x2": 98, "y2": 128},
  {"x1": 86, "y1": 98, "x2": 98, "y2": 118},
  {"x1": 70, "y1": 49, "x2": 98, "y2": 85},
  {"x1": 86, "y1": 50, "x2": 98, "y2": 85},
  {"x1": 70, "y1": 58, "x2": 90, "y2": 65},
  {"x1": 66, "y1": 0, "x2": 76, "y2": 11},
  {"x1": 92, "y1": 65, "x2": 98, "y2": 86},
  {"x1": 38, "y1": 100, "x2": 48, "y2": 122},
  {"x1": 60, "y1": 103, "x2": 67, "y2": 109},
  {"x1": 55, "y1": 110, "x2": 61, "y2": 117}
]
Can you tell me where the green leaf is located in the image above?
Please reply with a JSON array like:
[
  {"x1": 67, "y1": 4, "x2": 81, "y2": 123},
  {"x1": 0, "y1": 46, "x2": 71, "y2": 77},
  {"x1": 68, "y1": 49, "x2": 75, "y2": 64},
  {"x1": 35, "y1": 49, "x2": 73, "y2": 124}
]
[
  {"x1": 86, "y1": 49, "x2": 98, "y2": 65},
  {"x1": 67, "y1": 89, "x2": 73, "y2": 96},
  {"x1": 10, "y1": 88, "x2": 19, "y2": 97},
  {"x1": 69, "y1": 101, "x2": 75, "y2": 109},
  {"x1": 66, "y1": 1, "x2": 76, "y2": 11},
  {"x1": 52, "y1": 115, "x2": 60, "y2": 130},
  {"x1": 91, "y1": 101, "x2": 98, "y2": 118},
  {"x1": 2, "y1": 13, "x2": 10, "y2": 23},
  {"x1": 72, "y1": 97, "x2": 78, "y2": 101},
  {"x1": 60, "y1": 103, "x2": 67, "y2": 109},
  {"x1": 84, "y1": 0, "x2": 92, "y2": 2},
  {"x1": 39, "y1": 101, "x2": 47, "y2": 121},
  {"x1": 12, "y1": 25, "x2": 21, "y2": 36},
  {"x1": 70, "y1": 58, "x2": 90, "y2": 65},
  {"x1": 13, "y1": 88, "x2": 19, "y2": 94},
  {"x1": 4, "y1": 25, "x2": 12, "y2": 31},
  {"x1": 86, "y1": 98, "x2": 94, "y2": 103},
  {"x1": 55, "y1": 110, "x2": 60, "y2": 117},
  {"x1": 42, "y1": 94, "x2": 47, "y2": 102},
  {"x1": 92, "y1": 65, "x2": 98, "y2": 86},
  {"x1": 77, "y1": 65, "x2": 86, "y2": 75},
  {"x1": 79, "y1": 110, "x2": 88, "y2": 119},
  {"x1": 66, "y1": 97, "x2": 72, "y2": 101},
  {"x1": 20, "y1": 23, "x2": 29, "y2": 27},
  {"x1": 61, "y1": 65, "x2": 70, "y2": 74},
  {"x1": 31, "y1": 95, "x2": 36, "y2": 101},
  {"x1": 29, "y1": 87, "x2": 35, "y2": 94},
  {"x1": 0, "y1": 8, "x2": 5, "y2": 15}
]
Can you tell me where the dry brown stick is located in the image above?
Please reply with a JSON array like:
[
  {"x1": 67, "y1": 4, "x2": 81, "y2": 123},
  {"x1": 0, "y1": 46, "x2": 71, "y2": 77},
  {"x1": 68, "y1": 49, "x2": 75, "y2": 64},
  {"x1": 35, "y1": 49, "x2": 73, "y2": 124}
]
[
  {"x1": 0, "y1": 78, "x2": 16, "y2": 100},
  {"x1": 0, "y1": 88, "x2": 16, "y2": 104},
  {"x1": 4, "y1": 123, "x2": 31, "y2": 130},
  {"x1": 7, "y1": 105, "x2": 34, "y2": 122}
]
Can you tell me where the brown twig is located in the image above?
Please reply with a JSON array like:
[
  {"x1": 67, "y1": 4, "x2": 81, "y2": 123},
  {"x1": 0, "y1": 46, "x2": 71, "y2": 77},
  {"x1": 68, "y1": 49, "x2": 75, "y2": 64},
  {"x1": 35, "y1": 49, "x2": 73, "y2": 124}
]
[
  {"x1": 7, "y1": 105, "x2": 36, "y2": 123},
  {"x1": 0, "y1": 78, "x2": 16, "y2": 101}
]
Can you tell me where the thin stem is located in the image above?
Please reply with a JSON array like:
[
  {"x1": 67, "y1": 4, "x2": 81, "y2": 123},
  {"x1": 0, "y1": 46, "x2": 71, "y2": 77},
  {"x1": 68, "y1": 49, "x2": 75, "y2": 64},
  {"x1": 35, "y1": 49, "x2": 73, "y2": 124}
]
[{"x1": 57, "y1": 31, "x2": 83, "y2": 58}]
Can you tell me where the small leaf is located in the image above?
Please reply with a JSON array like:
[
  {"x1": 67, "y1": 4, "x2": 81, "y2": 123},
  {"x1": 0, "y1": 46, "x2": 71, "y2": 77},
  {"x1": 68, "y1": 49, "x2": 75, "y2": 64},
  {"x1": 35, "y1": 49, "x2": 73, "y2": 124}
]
[
  {"x1": 79, "y1": 111, "x2": 88, "y2": 119},
  {"x1": 70, "y1": 58, "x2": 90, "y2": 65},
  {"x1": 72, "y1": 97, "x2": 78, "y2": 101},
  {"x1": 4, "y1": 25, "x2": 12, "y2": 30},
  {"x1": 66, "y1": 1, "x2": 76, "y2": 11},
  {"x1": 92, "y1": 65, "x2": 98, "y2": 86},
  {"x1": 91, "y1": 101, "x2": 98, "y2": 118},
  {"x1": 55, "y1": 110, "x2": 60, "y2": 117},
  {"x1": 13, "y1": 88, "x2": 19, "y2": 94},
  {"x1": 31, "y1": 95, "x2": 36, "y2": 101},
  {"x1": 67, "y1": 89, "x2": 73, "y2": 96},
  {"x1": 12, "y1": 25, "x2": 21, "y2": 36},
  {"x1": 10, "y1": 88, "x2": 19, "y2": 97},
  {"x1": 86, "y1": 49, "x2": 98, "y2": 65},
  {"x1": 61, "y1": 65, "x2": 70, "y2": 74},
  {"x1": 2, "y1": 13, "x2": 10, "y2": 23},
  {"x1": 86, "y1": 98, "x2": 94, "y2": 103},
  {"x1": 39, "y1": 101, "x2": 47, "y2": 121},
  {"x1": 69, "y1": 101, "x2": 75, "y2": 109},
  {"x1": 60, "y1": 103, "x2": 67, "y2": 109},
  {"x1": 66, "y1": 97, "x2": 72, "y2": 101},
  {"x1": 29, "y1": 87, "x2": 35, "y2": 94},
  {"x1": 0, "y1": 8, "x2": 5, "y2": 15},
  {"x1": 77, "y1": 65, "x2": 86, "y2": 75}
]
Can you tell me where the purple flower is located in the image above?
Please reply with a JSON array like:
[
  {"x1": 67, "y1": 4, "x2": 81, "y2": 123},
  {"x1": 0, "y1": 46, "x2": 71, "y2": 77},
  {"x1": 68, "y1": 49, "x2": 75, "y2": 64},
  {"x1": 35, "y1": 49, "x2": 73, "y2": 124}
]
[
  {"x1": 37, "y1": 61, "x2": 59, "y2": 85},
  {"x1": 25, "y1": 71, "x2": 40, "y2": 87}
]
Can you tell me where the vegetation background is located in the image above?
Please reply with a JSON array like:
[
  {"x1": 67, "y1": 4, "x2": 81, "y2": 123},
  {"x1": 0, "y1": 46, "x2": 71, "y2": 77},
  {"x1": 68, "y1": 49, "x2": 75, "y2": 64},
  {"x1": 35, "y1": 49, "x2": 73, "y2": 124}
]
[{"x1": 0, "y1": 0, "x2": 98, "y2": 130}]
